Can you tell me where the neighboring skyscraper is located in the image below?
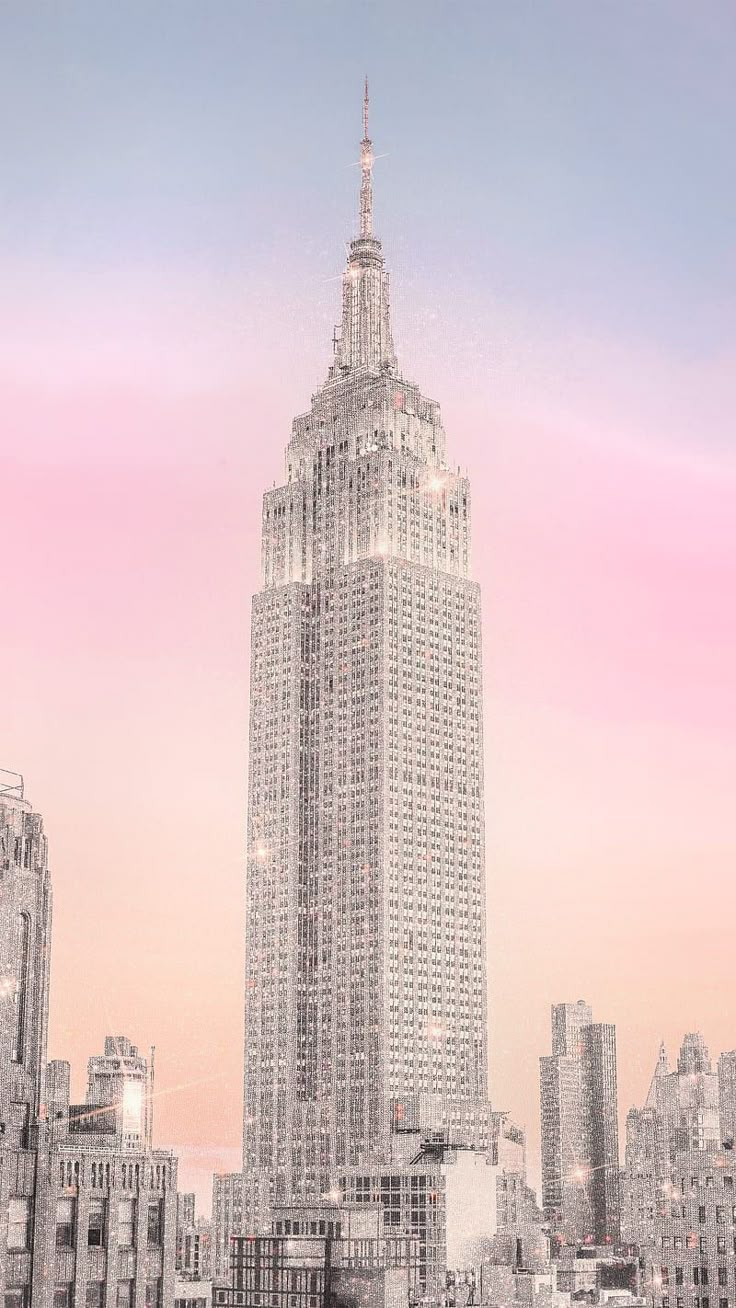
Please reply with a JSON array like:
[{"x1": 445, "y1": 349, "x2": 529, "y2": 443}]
[
  {"x1": 658, "y1": 1034, "x2": 721, "y2": 1164},
  {"x1": 641, "y1": 1035, "x2": 720, "y2": 1169},
  {"x1": 242, "y1": 82, "x2": 489, "y2": 1273},
  {"x1": 0, "y1": 768, "x2": 53, "y2": 1308},
  {"x1": 540, "y1": 1000, "x2": 620, "y2": 1247},
  {"x1": 621, "y1": 1034, "x2": 725, "y2": 1250},
  {"x1": 582, "y1": 1021, "x2": 621, "y2": 1246}
]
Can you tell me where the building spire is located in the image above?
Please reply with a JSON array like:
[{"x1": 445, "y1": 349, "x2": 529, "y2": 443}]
[
  {"x1": 359, "y1": 74, "x2": 373, "y2": 238},
  {"x1": 329, "y1": 79, "x2": 396, "y2": 379},
  {"x1": 363, "y1": 73, "x2": 369, "y2": 138}
]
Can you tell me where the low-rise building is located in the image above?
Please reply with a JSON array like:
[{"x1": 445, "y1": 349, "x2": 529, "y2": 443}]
[
  {"x1": 175, "y1": 1276, "x2": 212, "y2": 1308},
  {"x1": 213, "y1": 1231, "x2": 410, "y2": 1308}
]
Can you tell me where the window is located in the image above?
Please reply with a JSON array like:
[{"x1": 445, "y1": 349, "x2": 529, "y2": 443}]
[
  {"x1": 87, "y1": 1200, "x2": 105, "y2": 1247},
  {"x1": 147, "y1": 1202, "x2": 162, "y2": 1247},
  {"x1": 145, "y1": 1283, "x2": 161, "y2": 1308},
  {"x1": 118, "y1": 1200, "x2": 135, "y2": 1248},
  {"x1": 53, "y1": 1291, "x2": 71, "y2": 1308},
  {"x1": 4, "y1": 1291, "x2": 29, "y2": 1308},
  {"x1": 86, "y1": 1286, "x2": 104, "y2": 1308},
  {"x1": 12, "y1": 914, "x2": 30, "y2": 1063},
  {"x1": 55, "y1": 1199, "x2": 75, "y2": 1248},
  {"x1": 7, "y1": 1198, "x2": 30, "y2": 1250},
  {"x1": 8, "y1": 1103, "x2": 30, "y2": 1150},
  {"x1": 720, "y1": 1271, "x2": 729, "y2": 1288},
  {"x1": 116, "y1": 1284, "x2": 133, "y2": 1308}
]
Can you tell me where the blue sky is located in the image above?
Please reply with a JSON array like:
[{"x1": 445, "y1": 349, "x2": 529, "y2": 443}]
[{"x1": 2, "y1": 1, "x2": 735, "y2": 359}]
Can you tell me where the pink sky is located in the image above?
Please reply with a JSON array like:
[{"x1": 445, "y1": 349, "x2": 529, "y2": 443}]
[{"x1": 1, "y1": 255, "x2": 735, "y2": 1210}]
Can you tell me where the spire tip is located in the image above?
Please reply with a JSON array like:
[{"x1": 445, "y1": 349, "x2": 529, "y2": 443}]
[{"x1": 363, "y1": 75, "x2": 369, "y2": 140}]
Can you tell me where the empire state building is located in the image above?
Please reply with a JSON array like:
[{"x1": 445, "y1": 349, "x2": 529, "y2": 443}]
[{"x1": 243, "y1": 85, "x2": 490, "y2": 1237}]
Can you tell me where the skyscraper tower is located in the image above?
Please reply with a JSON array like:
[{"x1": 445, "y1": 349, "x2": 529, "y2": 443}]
[
  {"x1": 242, "y1": 86, "x2": 488, "y2": 1232},
  {"x1": 540, "y1": 1001, "x2": 620, "y2": 1247}
]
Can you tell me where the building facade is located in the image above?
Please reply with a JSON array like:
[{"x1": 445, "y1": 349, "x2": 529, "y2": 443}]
[
  {"x1": 657, "y1": 1038, "x2": 721, "y2": 1168},
  {"x1": 215, "y1": 1221, "x2": 413, "y2": 1308},
  {"x1": 34, "y1": 1037, "x2": 178, "y2": 1308},
  {"x1": 717, "y1": 1053, "x2": 736, "y2": 1154},
  {"x1": 176, "y1": 1192, "x2": 197, "y2": 1271},
  {"x1": 540, "y1": 1001, "x2": 620, "y2": 1247},
  {"x1": 241, "y1": 83, "x2": 489, "y2": 1290},
  {"x1": 212, "y1": 1172, "x2": 243, "y2": 1282},
  {"x1": 640, "y1": 1148, "x2": 736, "y2": 1308},
  {"x1": 622, "y1": 1104, "x2": 662, "y2": 1250},
  {"x1": 0, "y1": 769, "x2": 53, "y2": 1308},
  {"x1": 621, "y1": 1036, "x2": 725, "y2": 1250}
]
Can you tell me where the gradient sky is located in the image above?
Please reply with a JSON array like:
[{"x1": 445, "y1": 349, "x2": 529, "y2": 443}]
[{"x1": 1, "y1": 2, "x2": 735, "y2": 1212}]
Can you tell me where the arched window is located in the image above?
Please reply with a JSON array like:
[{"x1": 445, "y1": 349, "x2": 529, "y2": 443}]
[{"x1": 11, "y1": 913, "x2": 30, "y2": 1063}]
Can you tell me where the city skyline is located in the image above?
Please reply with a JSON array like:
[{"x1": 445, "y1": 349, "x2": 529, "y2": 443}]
[{"x1": 1, "y1": 2, "x2": 735, "y2": 1213}]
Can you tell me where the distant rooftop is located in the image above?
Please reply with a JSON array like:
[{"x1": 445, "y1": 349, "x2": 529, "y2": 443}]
[{"x1": 0, "y1": 769, "x2": 24, "y2": 799}]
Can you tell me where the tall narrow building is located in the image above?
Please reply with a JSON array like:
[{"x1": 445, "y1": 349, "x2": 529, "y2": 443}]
[
  {"x1": 243, "y1": 85, "x2": 488, "y2": 1240},
  {"x1": 0, "y1": 768, "x2": 53, "y2": 1308},
  {"x1": 540, "y1": 1000, "x2": 620, "y2": 1248}
]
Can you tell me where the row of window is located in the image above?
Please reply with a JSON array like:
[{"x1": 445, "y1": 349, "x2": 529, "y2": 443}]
[
  {"x1": 4, "y1": 1281, "x2": 161, "y2": 1308},
  {"x1": 659, "y1": 1267, "x2": 732, "y2": 1286},
  {"x1": 659, "y1": 1298, "x2": 729, "y2": 1308},
  {"x1": 6, "y1": 1198, "x2": 165, "y2": 1252}
]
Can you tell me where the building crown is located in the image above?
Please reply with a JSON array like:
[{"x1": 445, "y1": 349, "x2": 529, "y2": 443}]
[{"x1": 328, "y1": 79, "x2": 397, "y2": 381}]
